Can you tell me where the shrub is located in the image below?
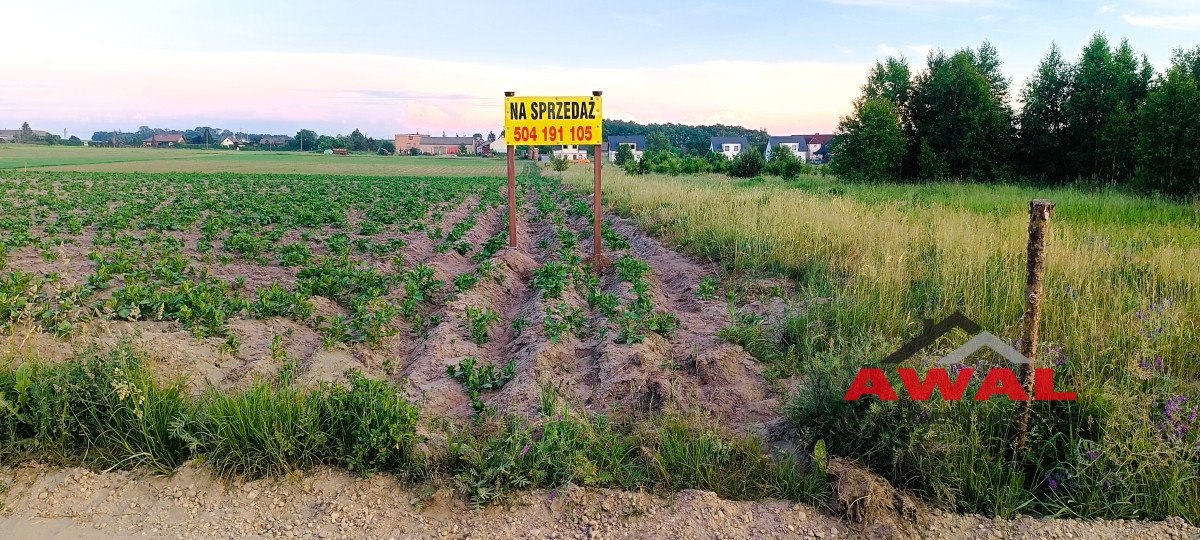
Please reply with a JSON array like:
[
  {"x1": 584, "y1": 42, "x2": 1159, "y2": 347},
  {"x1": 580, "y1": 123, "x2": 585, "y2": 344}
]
[{"x1": 728, "y1": 148, "x2": 765, "y2": 178}]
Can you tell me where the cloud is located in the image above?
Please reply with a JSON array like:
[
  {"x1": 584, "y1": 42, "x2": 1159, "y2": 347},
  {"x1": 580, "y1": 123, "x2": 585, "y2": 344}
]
[
  {"x1": 0, "y1": 49, "x2": 865, "y2": 137},
  {"x1": 1122, "y1": 12, "x2": 1200, "y2": 29},
  {"x1": 1096, "y1": 4, "x2": 1117, "y2": 14},
  {"x1": 877, "y1": 44, "x2": 933, "y2": 59},
  {"x1": 877, "y1": 43, "x2": 903, "y2": 57},
  {"x1": 906, "y1": 44, "x2": 934, "y2": 58}
]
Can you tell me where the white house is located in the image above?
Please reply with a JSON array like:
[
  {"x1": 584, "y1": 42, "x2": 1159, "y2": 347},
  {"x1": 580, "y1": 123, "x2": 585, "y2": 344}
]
[
  {"x1": 219, "y1": 135, "x2": 246, "y2": 148},
  {"x1": 488, "y1": 137, "x2": 507, "y2": 155},
  {"x1": 764, "y1": 135, "x2": 809, "y2": 162},
  {"x1": 710, "y1": 136, "x2": 749, "y2": 159},
  {"x1": 606, "y1": 135, "x2": 647, "y2": 162},
  {"x1": 552, "y1": 145, "x2": 590, "y2": 162},
  {"x1": 802, "y1": 134, "x2": 835, "y2": 163}
]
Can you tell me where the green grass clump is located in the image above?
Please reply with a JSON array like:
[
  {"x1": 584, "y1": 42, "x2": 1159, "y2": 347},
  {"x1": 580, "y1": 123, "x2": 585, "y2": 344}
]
[
  {"x1": 312, "y1": 372, "x2": 423, "y2": 477},
  {"x1": 181, "y1": 382, "x2": 328, "y2": 478},
  {"x1": 0, "y1": 344, "x2": 190, "y2": 474},
  {"x1": 447, "y1": 391, "x2": 828, "y2": 509}
]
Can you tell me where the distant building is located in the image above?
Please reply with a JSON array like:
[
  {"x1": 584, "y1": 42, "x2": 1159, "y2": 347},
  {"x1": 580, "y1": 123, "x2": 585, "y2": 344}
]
[
  {"x1": 606, "y1": 135, "x2": 647, "y2": 162},
  {"x1": 0, "y1": 128, "x2": 51, "y2": 142},
  {"x1": 259, "y1": 135, "x2": 292, "y2": 148},
  {"x1": 710, "y1": 136, "x2": 749, "y2": 159},
  {"x1": 488, "y1": 136, "x2": 507, "y2": 156},
  {"x1": 552, "y1": 145, "x2": 590, "y2": 162},
  {"x1": 764, "y1": 135, "x2": 809, "y2": 162},
  {"x1": 393, "y1": 134, "x2": 478, "y2": 155},
  {"x1": 219, "y1": 135, "x2": 246, "y2": 148},
  {"x1": 800, "y1": 134, "x2": 835, "y2": 163},
  {"x1": 143, "y1": 133, "x2": 186, "y2": 147}
]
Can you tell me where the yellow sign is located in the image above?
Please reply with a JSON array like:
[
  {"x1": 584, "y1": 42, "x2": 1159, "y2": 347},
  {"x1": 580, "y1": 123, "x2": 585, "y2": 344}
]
[{"x1": 504, "y1": 95, "x2": 603, "y2": 146}]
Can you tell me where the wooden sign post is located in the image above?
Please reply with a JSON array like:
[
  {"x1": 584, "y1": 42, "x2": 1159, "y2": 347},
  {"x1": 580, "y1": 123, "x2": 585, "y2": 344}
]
[
  {"x1": 505, "y1": 93, "x2": 517, "y2": 247},
  {"x1": 503, "y1": 92, "x2": 605, "y2": 264}
]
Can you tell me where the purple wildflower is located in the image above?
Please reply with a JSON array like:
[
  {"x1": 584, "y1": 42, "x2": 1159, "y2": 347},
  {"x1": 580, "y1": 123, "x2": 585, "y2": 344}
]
[
  {"x1": 1046, "y1": 473, "x2": 1058, "y2": 491},
  {"x1": 519, "y1": 444, "x2": 531, "y2": 458},
  {"x1": 1087, "y1": 450, "x2": 1098, "y2": 461}
]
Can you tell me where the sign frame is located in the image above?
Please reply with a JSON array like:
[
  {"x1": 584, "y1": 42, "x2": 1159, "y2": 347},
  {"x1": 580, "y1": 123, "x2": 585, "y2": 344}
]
[{"x1": 504, "y1": 91, "x2": 607, "y2": 269}]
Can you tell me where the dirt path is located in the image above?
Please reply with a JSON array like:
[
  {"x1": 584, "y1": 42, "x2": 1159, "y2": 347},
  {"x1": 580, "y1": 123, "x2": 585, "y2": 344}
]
[{"x1": 1, "y1": 463, "x2": 1194, "y2": 540}]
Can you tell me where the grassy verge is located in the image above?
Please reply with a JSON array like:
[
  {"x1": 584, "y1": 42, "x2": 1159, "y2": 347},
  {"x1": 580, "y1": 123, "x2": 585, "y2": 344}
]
[
  {"x1": 0, "y1": 345, "x2": 828, "y2": 509},
  {"x1": 561, "y1": 166, "x2": 1200, "y2": 522}
]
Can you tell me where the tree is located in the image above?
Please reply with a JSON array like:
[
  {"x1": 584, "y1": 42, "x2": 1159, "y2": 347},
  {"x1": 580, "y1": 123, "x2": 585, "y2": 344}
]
[
  {"x1": 647, "y1": 131, "x2": 672, "y2": 153},
  {"x1": 44, "y1": 134, "x2": 62, "y2": 145},
  {"x1": 19, "y1": 122, "x2": 32, "y2": 142},
  {"x1": 728, "y1": 148, "x2": 765, "y2": 178},
  {"x1": 380, "y1": 141, "x2": 396, "y2": 154},
  {"x1": 457, "y1": 143, "x2": 468, "y2": 155},
  {"x1": 1135, "y1": 53, "x2": 1200, "y2": 195},
  {"x1": 409, "y1": 147, "x2": 422, "y2": 156},
  {"x1": 863, "y1": 57, "x2": 913, "y2": 115},
  {"x1": 908, "y1": 45, "x2": 1013, "y2": 180},
  {"x1": 829, "y1": 97, "x2": 906, "y2": 182},
  {"x1": 1063, "y1": 34, "x2": 1148, "y2": 182},
  {"x1": 292, "y1": 129, "x2": 318, "y2": 151},
  {"x1": 551, "y1": 156, "x2": 570, "y2": 172},
  {"x1": 487, "y1": 131, "x2": 496, "y2": 143},
  {"x1": 614, "y1": 144, "x2": 634, "y2": 166},
  {"x1": 1017, "y1": 44, "x2": 1071, "y2": 179},
  {"x1": 349, "y1": 129, "x2": 368, "y2": 152}
]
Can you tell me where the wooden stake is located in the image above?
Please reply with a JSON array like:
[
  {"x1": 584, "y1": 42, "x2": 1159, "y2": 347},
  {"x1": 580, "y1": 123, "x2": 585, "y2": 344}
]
[
  {"x1": 505, "y1": 92, "x2": 517, "y2": 248},
  {"x1": 591, "y1": 90, "x2": 606, "y2": 271},
  {"x1": 592, "y1": 143, "x2": 605, "y2": 269},
  {"x1": 1014, "y1": 199, "x2": 1054, "y2": 453}
]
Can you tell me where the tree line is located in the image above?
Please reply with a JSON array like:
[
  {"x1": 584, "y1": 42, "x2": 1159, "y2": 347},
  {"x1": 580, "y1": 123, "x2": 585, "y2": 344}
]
[
  {"x1": 830, "y1": 34, "x2": 1200, "y2": 197},
  {"x1": 89, "y1": 126, "x2": 396, "y2": 154}
]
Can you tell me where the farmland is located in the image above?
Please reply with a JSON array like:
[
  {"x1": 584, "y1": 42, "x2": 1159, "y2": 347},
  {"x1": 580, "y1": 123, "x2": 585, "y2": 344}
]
[
  {"x1": 0, "y1": 146, "x2": 1198, "y2": 537},
  {"x1": 0, "y1": 144, "x2": 507, "y2": 176}
]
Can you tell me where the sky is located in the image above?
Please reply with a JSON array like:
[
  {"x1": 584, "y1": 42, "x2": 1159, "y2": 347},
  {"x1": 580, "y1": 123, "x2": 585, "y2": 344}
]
[{"x1": 3, "y1": 0, "x2": 1199, "y2": 140}]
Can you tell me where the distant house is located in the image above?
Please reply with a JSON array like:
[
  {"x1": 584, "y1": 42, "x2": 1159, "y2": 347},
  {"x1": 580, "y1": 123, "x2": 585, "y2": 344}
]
[
  {"x1": 606, "y1": 135, "x2": 647, "y2": 162},
  {"x1": 801, "y1": 133, "x2": 835, "y2": 163},
  {"x1": 0, "y1": 128, "x2": 51, "y2": 142},
  {"x1": 710, "y1": 136, "x2": 749, "y2": 159},
  {"x1": 219, "y1": 135, "x2": 246, "y2": 148},
  {"x1": 552, "y1": 145, "x2": 590, "y2": 162},
  {"x1": 488, "y1": 136, "x2": 507, "y2": 156},
  {"x1": 331, "y1": 148, "x2": 349, "y2": 155},
  {"x1": 259, "y1": 135, "x2": 292, "y2": 148},
  {"x1": 764, "y1": 135, "x2": 809, "y2": 162},
  {"x1": 143, "y1": 133, "x2": 185, "y2": 147},
  {"x1": 393, "y1": 134, "x2": 478, "y2": 155}
]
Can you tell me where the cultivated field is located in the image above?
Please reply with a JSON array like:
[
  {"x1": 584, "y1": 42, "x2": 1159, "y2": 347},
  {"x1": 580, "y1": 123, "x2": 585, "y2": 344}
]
[
  {"x1": 0, "y1": 144, "x2": 507, "y2": 176},
  {"x1": 1, "y1": 146, "x2": 1197, "y2": 538}
]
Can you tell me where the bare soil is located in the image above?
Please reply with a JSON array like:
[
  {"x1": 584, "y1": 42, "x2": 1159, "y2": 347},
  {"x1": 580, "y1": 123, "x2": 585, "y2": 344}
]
[{"x1": 1, "y1": 462, "x2": 1194, "y2": 540}]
